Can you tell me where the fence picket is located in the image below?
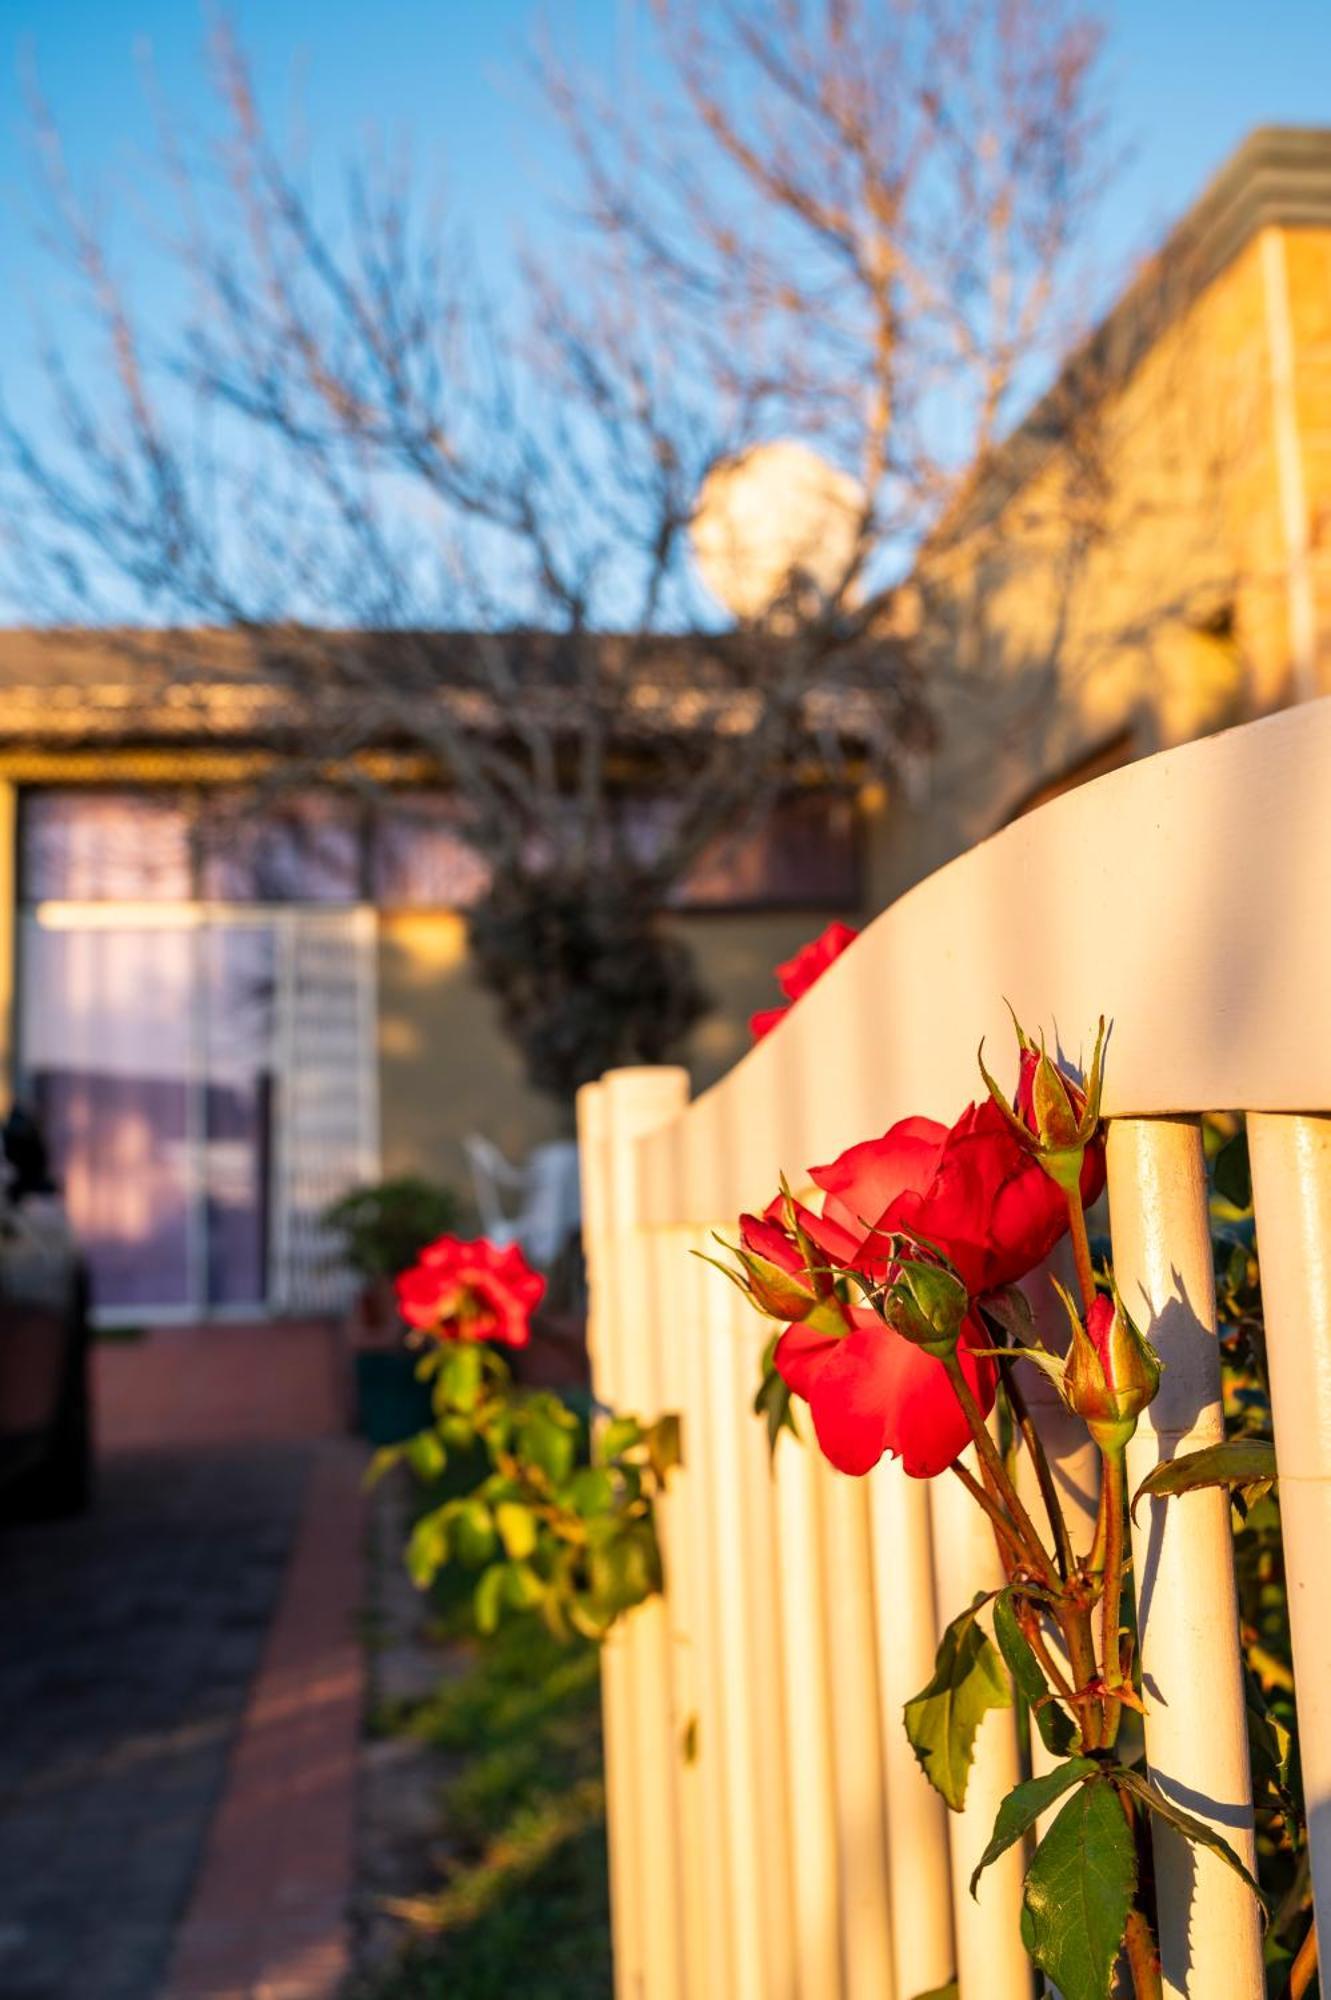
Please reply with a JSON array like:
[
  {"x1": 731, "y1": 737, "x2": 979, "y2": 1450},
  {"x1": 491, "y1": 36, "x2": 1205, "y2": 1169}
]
[
  {"x1": 1107, "y1": 1117, "x2": 1264, "y2": 1999},
  {"x1": 1248, "y1": 1113, "x2": 1331, "y2": 1957}
]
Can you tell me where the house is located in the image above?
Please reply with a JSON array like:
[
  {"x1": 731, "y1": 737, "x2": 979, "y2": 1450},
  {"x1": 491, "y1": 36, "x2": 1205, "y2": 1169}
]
[{"x1": 0, "y1": 125, "x2": 1327, "y2": 1324}]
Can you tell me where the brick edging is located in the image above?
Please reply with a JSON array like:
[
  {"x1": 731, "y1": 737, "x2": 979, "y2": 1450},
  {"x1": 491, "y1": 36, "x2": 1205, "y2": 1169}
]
[{"x1": 164, "y1": 1438, "x2": 367, "y2": 2000}]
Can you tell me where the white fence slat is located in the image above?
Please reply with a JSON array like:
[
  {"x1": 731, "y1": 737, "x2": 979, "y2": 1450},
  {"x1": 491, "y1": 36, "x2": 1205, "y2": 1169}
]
[
  {"x1": 729, "y1": 1302, "x2": 802, "y2": 1997},
  {"x1": 583, "y1": 1069, "x2": 692, "y2": 2000},
  {"x1": 576, "y1": 1082, "x2": 646, "y2": 2000},
  {"x1": 1107, "y1": 1117, "x2": 1265, "y2": 1999},
  {"x1": 698, "y1": 1254, "x2": 785, "y2": 2000},
  {"x1": 866, "y1": 1457, "x2": 955, "y2": 1997},
  {"x1": 818, "y1": 1466, "x2": 898, "y2": 2000},
  {"x1": 772, "y1": 1422, "x2": 845, "y2": 1998},
  {"x1": 678, "y1": 1235, "x2": 742, "y2": 1998},
  {"x1": 927, "y1": 1454, "x2": 1035, "y2": 2000},
  {"x1": 1247, "y1": 1113, "x2": 1331, "y2": 1955}
]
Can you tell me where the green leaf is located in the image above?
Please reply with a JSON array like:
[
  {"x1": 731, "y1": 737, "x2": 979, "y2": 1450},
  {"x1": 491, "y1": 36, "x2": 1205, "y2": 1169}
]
[
  {"x1": 1021, "y1": 1779, "x2": 1137, "y2": 2000},
  {"x1": 1112, "y1": 1766, "x2": 1266, "y2": 1903},
  {"x1": 971, "y1": 1758, "x2": 1096, "y2": 1896},
  {"x1": 404, "y1": 1429, "x2": 448, "y2": 1483},
  {"x1": 597, "y1": 1414, "x2": 642, "y2": 1463},
  {"x1": 978, "y1": 1283, "x2": 1038, "y2": 1345},
  {"x1": 474, "y1": 1560, "x2": 508, "y2": 1635},
  {"x1": 909, "y1": 1985, "x2": 959, "y2": 2000},
  {"x1": 904, "y1": 1596, "x2": 1012, "y2": 1811},
  {"x1": 522, "y1": 1410, "x2": 577, "y2": 1485},
  {"x1": 1244, "y1": 1665, "x2": 1293, "y2": 1800},
  {"x1": 495, "y1": 1500, "x2": 538, "y2": 1560},
  {"x1": 1213, "y1": 1132, "x2": 1252, "y2": 1210},
  {"x1": 646, "y1": 1412, "x2": 683, "y2": 1479},
  {"x1": 565, "y1": 1465, "x2": 615, "y2": 1517},
  {"x1": 450, "y1": 1497, "x2": 498, "y2": 1566},
  {"x1": 993, "y1": 1591, "x2": 1077, "y2": 1757},
  {"x1": 1132, "y1": 1439, "x2": 1277, "y2": 1522},
  {"x1": 405, "y1": 1507, "x2": 449, "y2": 1588},
  {"x1": 364, "y1": 1443, "x2": 404, "y2": 1488}
]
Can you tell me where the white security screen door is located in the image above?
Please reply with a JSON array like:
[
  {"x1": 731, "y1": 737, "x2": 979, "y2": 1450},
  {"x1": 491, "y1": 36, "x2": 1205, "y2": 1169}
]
[{"x1": 18, "y1": 904, "x2": 379, "y2": 1322}]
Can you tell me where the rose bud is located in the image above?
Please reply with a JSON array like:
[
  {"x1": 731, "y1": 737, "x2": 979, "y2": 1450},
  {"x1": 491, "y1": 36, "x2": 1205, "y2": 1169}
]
[
  {"x1": 879, "y1": 1249, "x2": 970, "y2": 1358},
  {"x1": 1059, "y1": 1284, "x2": 1162, "y2": 1452},
  {"x1": 978, "y1": 1011, "x2": 1106, "y2": 1202}
]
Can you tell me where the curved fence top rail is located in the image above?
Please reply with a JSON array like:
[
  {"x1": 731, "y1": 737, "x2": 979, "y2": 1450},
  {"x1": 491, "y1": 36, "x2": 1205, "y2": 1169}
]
[{"x1": 636, "y1": 697, "x2": 1331, "y2": 1226}]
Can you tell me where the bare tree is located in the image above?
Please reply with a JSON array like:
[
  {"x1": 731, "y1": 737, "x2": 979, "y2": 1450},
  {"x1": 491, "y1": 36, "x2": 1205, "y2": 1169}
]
[{"x1": 0, "y1": 2, "x2": 1109, "y2": 1098}]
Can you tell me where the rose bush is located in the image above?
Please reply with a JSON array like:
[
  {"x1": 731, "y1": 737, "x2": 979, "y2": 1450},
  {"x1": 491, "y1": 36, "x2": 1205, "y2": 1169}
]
[
  {"x1": 749, "y1": 919, "x2": 859, "y2": 1039},
  {"x1": 719, "y1": 1015, "x2": 1288, "y2": 2000},
  {"x1": 380, "y1": 1231, "x2": 678, "y2": 1645},
  {"x1": 738, "y1": 1080, "x2": 1106, "y2": 1478}
]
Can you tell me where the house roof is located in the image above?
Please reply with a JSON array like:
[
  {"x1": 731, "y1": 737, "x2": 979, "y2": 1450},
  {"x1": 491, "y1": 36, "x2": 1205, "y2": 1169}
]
[{"x1": 0, "y1": 624, "x2": 912, "y2": 763}]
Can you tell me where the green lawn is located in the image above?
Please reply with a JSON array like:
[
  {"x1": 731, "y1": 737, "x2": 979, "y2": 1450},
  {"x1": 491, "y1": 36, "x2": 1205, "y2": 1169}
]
[{"x1": 366, "y1": 1613, "x2": 613, "y2": 2000}]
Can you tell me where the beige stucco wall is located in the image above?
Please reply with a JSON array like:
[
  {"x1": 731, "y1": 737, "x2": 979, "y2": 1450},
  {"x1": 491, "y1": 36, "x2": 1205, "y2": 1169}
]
[
  {"x1": 377, "y1": 906, "x2": 859, "y2": 1202},
  {"x1": 865, "y1": 224, "x2": 1331, "y2": 913}
]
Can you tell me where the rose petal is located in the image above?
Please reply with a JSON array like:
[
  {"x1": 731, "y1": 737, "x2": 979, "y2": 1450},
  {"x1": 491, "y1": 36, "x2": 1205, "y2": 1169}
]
[{"x1": 811, "y1": 1116, "x2": 949, "y2": 1242}]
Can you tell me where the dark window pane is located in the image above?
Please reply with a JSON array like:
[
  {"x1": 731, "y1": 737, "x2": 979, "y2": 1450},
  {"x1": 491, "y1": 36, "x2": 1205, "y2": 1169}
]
[
  {"x1": 672, "y1": 794, "x2": 861, "y2": 908},
  {"x1": 21, "y1": 790, "x2": 193, "y2": 901},
  {"x1": 200, "y1": 795, "x2": 361, "y2": 903},
  {"x1": 371, "y1": 795, "x2": 493, "y2": 908}
]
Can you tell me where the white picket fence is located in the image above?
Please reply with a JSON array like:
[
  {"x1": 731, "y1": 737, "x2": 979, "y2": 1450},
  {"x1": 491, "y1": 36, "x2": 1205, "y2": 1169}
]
[{"x1": 577, "y1": 697, "x2": 1331, "y2": 2000}]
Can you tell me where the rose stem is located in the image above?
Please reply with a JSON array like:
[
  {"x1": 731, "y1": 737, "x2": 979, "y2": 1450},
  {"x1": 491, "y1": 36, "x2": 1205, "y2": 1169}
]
[
  {"x1": 1285, "y1": 1920, "x2": 1319, "y2": 2000},
  {"x1": 1124, "y1": 1907, "x2": 1163, "y2": 2000},
  {"x1": 1063, "y1": 1182, "x2": 1099, "y2": 1314},
  {"x1": 1004, "y1": 1366, "x2": 1075, "y2": 1582},
  {"x1": 1099, "y1": 1441, "x2": 1129, "y2": 1706},
  {"x1": 944, "y1": 1356, "x2": 1061, "y2": 1592}
]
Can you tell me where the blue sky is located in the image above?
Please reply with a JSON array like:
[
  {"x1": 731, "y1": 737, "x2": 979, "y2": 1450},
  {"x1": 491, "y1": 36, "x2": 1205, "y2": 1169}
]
[{"x1": 0, "y1": 0, "x2": 1326, "y2": 620}]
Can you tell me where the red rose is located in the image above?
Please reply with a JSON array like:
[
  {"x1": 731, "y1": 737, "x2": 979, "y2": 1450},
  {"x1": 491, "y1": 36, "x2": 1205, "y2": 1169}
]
[
  {"x1": 750, "y1": 921, "x2": 859, "y2": 1041},
  {"x1": 776, "y1": 1306, "x2": 996, "y2": 1478},
  {"x1": 394, "y1": 1235, "x2": 545, "y2": 1348},
  {"x1": 747, "y1": 1073, "x2": 1096, "y2": 1476},
  {"x1": 746, "y1": 1117, "x2": 999, "y2": 1477}
]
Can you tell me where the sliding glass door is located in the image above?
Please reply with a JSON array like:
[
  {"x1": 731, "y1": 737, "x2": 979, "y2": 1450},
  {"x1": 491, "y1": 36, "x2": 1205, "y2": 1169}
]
[{"x1": 18, "y1": 907, "x2": 377, "y2": 1322}]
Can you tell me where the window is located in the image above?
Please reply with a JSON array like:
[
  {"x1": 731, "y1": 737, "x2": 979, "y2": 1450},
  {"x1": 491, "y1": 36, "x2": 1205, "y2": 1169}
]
[
  {"x1": 370, "y1": 795, "x2": 493, "y2": 908},
  {"x1": 672, "y1": 794, "x2": 862, "y2": 910},
  {"x1": 21, "y1": 790, "x2": 193, "y2": 901},
  {"x1": 199, "y1": 795, "x2": 363, "y2": 903}
]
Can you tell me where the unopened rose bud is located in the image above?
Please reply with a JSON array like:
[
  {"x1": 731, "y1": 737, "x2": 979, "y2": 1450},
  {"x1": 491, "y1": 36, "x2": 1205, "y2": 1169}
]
[
  {"x1": 1061, "y1": 1287, "x2": 1162, "y2": 1452},
  {"x1": 880, "y1": 1252, "x2": 970, "y2": 1358},
  {"x1": 979, "y1": 1012, "x2": 1106, "y2": 1198}
]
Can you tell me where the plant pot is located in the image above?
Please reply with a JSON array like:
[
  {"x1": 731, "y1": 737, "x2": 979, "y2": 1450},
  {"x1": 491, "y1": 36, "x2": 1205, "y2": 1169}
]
[{"x1": 353, "y1": 1348, "x2": 434, "y2": 1446}]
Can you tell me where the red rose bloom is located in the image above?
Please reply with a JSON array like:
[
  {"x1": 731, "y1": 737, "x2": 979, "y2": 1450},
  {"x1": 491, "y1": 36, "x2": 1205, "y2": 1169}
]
[
  {"x1": 750, "y1": 921, "x2": 859, "y2": 1041},
  {"x1": 394, "y1": 1235, "x2": 545, "y2": 1348},
  {"x1": 745, "y1": 1084, "x2": 1086, "y2": 1478}
]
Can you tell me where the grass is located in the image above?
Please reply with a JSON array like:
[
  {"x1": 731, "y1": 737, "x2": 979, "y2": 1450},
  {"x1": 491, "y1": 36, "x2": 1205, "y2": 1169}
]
[{"x1": 365, "y1": 1612, "x2": 613, "y2": 2000}]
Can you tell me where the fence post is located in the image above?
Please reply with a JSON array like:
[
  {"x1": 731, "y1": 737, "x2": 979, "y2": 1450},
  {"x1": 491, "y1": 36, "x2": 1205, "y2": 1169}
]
[
  {"x1": 1107, "y1": 1117, "x2": 1265, "y2": 1998},
  {"x1": 928, "y1": 1456, "x2": 1035, "y2": 2000},
  {"x1": 578, "y1": 1067, "x2": 691, "y2": 2000},
  {"x1": 1248, "y1": 1112, "x2": 1331, "y2": 1960}
]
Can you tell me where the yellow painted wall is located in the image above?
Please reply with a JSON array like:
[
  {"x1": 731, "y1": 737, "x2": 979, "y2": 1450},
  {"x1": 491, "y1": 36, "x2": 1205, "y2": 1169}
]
[
  {"x1": 867, "y1": 224, "x2": 1331, "y2": 911},
  {"x1": 377, "y1": 906, "x2": 858, "y2": 1201}
]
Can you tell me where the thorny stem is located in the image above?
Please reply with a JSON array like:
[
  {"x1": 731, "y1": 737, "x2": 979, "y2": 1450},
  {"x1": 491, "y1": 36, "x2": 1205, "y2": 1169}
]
[
  {"x1": 1064, "y1": 1182, "x2": 1099, "y2": 1314},
  {"x1": 1004, "y1": 1367, "x2": 1075, "y2": 1583},
  {"x1": 1285, "y1": 1918, "x2": 1319, "y2": 2000},
  {"x1": 1099, "y1": 1443, "x2": 1129, "y2": 1708},
  {"x1": 1124, "y1": 1905, "x2": 1164, "y2": 2000},
  {"x1": 944, "y1": 1355, "x2": 1061, "y2": 1592}
]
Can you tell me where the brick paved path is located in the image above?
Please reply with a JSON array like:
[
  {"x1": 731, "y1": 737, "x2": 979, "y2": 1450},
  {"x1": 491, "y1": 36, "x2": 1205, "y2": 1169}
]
[{"x1": 0, "y1": 1445, "x2": 311, "y2": 2000}]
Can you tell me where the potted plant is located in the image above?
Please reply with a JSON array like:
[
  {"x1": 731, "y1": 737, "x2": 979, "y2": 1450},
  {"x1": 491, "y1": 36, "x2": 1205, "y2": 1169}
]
[{"x1": 321, "y1": 1175, "x2": 461, "y2": 1443}]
